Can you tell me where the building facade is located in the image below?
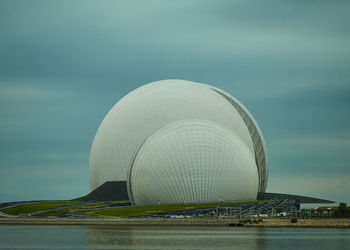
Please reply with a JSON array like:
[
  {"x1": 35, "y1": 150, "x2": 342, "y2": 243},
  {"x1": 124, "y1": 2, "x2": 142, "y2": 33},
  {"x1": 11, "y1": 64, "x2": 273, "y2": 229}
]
[{"x1": 89, "y1": 80, "x2": 268, "y2": 205}]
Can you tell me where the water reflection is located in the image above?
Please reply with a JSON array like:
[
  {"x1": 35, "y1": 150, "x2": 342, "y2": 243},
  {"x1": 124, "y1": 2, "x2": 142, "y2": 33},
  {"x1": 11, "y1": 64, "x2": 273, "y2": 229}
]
[
  {"x1": 87, "y1": 226, "x2": 350, "y2": 250},
  {"x1": 0, "y1": 225, "x2": 349, "y2": 249},
  {"x1": 88, "y1": 226, "x2": 267, "y2": 250}
]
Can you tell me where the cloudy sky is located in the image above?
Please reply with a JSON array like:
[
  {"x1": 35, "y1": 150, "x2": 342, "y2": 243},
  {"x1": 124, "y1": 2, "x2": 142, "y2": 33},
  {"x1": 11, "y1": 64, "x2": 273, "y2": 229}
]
[{"x1": 1, "y1": 0, "x2": 349, "y2": 204}]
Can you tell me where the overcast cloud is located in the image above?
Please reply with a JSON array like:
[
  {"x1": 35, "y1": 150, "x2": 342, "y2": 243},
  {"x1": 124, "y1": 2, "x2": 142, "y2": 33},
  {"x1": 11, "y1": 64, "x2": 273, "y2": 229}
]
[{"x1": 0, "y1": 0, "x2": 349, "y2": 204}]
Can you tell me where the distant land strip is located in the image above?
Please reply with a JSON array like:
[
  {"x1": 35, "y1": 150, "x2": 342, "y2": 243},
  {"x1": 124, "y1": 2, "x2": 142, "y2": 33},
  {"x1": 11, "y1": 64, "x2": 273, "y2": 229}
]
[{"x1": 1, "y1": 218, "x2": 350, "y2": 228}]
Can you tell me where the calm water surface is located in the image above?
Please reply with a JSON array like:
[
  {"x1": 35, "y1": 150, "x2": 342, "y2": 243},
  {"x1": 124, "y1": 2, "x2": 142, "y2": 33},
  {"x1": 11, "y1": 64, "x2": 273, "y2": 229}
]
[{"x1": 0, "y1": 225, "x2": 349, "y2": 250}]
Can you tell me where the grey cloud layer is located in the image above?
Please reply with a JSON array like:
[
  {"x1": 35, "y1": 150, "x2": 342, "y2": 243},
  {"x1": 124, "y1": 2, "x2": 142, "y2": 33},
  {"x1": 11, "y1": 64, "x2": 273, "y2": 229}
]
[{"x1": 0, "y1": 0, "x2": 349, "y2": 202}]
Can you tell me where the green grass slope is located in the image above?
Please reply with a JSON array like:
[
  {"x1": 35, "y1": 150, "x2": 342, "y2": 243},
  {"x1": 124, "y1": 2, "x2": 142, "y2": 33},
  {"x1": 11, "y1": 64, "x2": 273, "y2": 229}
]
[{"x1": 0, "y1": 201, "x2": 84, "y2": 215}]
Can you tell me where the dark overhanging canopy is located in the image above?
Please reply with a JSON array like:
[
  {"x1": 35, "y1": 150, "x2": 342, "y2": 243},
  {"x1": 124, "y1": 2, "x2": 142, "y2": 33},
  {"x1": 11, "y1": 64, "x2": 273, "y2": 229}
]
[
  {"x1": 257, "y1": 192, "x2": 334, "y2": 204},
  {"x1": 73, "y1": 181, "x2": 334, "y2": 204}
]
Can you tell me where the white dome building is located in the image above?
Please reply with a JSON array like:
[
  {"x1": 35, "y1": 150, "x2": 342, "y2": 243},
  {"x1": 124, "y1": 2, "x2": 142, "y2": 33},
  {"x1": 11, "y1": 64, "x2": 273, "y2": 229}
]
[{"x1": 89, "y1": 80, "x2": 268, "y2": 205}]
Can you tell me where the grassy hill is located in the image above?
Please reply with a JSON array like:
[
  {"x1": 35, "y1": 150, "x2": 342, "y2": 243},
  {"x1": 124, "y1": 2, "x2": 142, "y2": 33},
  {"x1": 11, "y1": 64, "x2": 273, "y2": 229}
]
[{"x1": 0, "y1": 201, "x2": 84, "y2": 215}]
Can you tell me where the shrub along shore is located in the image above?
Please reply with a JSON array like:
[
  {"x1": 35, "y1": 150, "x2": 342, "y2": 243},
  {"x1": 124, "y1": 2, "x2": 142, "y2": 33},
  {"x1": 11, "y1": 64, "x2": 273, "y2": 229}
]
[{"x1": 1, "y1": 218, "x2": 350, "y2": 228}]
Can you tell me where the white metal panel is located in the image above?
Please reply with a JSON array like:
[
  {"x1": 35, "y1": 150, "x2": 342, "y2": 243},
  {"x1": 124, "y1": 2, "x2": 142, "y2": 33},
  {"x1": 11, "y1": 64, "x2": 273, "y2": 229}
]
[
  {"x1": 207, "y1": 87, "x2": 269, "y2": 192},
  {"x1": 89, "y1": 80, "x2": 254, "y2": 191},
  {"x1": 128, "y1": 120, "x2": 258, "y2": 205}
]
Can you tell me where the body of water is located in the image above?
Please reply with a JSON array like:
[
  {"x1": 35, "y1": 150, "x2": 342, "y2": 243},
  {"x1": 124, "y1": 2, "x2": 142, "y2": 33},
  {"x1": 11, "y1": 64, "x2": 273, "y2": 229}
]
[{"x1": 0, "y1": 225, "x2": 349, "y2": 249}]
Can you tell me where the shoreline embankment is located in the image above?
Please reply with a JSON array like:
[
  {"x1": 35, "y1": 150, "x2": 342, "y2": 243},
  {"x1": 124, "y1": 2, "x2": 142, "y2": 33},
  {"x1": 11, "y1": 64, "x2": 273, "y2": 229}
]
[{"x1": 1, "y1": 218, "x2": 350, "y2": 228}]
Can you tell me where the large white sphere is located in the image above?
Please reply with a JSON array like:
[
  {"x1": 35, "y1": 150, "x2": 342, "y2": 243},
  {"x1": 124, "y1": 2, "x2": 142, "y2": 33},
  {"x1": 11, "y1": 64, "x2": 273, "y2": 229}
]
[
  {"x1": 89, "y1": 79, "x2": 268, "y2": 204},
  {"x1": 128, "y1": 120, "x2": 258, "y2": 205}
]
